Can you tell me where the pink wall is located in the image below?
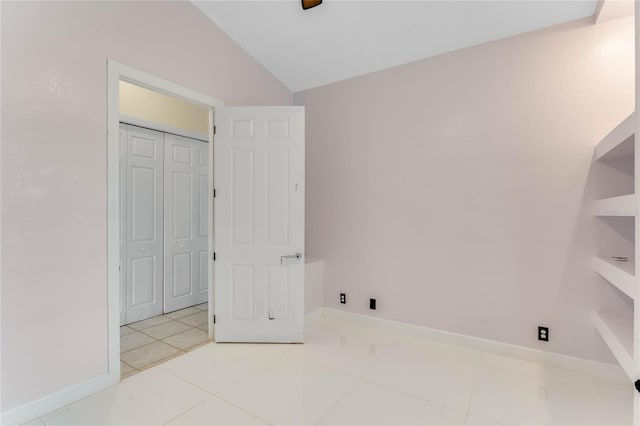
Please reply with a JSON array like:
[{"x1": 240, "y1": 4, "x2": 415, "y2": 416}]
[
  {"x1": 1, "y1": 0, "x2": 291, "y2": 412},
  {"x1": 296, "y1": 17, "x2": 635, "y2": 363}
]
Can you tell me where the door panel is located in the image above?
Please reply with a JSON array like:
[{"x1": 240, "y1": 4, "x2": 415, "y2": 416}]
[
  {"x1": 231, "y1": 149, "x2": 255, "y2": 246},
  {"x1": 125, "y1": 126, "x2": 164, "y2": 323},
  {"x1": 164, "y1": 134, "x2": 209, "y2": 312},
  {"x1": 214, "y1": 107, "x2": 305, "y2": 343}
]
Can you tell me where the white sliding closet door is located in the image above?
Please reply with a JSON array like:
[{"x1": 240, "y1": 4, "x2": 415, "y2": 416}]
[
  {"x1": 164, "y1": 133, "x2": 209, "y2": 313},
  {"x1": 125, "y1": 126, "x2": 165, "y2": 323}
]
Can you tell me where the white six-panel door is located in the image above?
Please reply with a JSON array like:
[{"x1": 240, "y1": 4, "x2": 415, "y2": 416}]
[
  {"x1": 214, "y1": 107, "x2": 305, "y2": 343},
  {"x1": 164, "y1": 133, "x2": 209, "y2": 313},
  {"x1": 125, "y1": 126, "x2": 165, "y2": 323}
]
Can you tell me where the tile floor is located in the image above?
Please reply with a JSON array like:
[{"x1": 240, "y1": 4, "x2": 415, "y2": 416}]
[
  {"x1": 34, "y1": 316, "x2": 632, "y2": 425},
  {"x1": 120, "y1": 303, "x2": 210, "y2": 378}
]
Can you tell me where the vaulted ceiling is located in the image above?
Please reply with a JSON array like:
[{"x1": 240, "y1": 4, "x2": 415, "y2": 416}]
[{"x1": 193, "y1": 1, "x2": 600, "y2": 93}]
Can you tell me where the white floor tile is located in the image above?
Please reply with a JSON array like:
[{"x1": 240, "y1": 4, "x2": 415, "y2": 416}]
[
  {"x1": 287, "y1": 326, "x2": 378, "y2": 377},
  {"x1": 481, "y1": 353, "x2": 628, "y2": 396},
  {"x1": 363, "y1": 338, "x2": 483, "y2": 411},
  {"x1": 465, "y1": 414, "x2": 503, "y2": 425},
  {"x1": 166, "y1": 395, "x2": 268, "y2": 425},
  {"x1": 318, "y1": 381, "x2": 467, "y2": 425},
  {"x1": 40, "y1": 368, "x2": 210, "y2": 425},
  {"x1": 468, "y1": 366, "x2": 632, "y2": 425},
  {"x1": 218, "y1": 357, "x2": 356, "y2": 425},
  {"x1": 39, "y1": 316, "x2": 633, "y2": 426},
  {"x1": 160, "y1": 342, "x2": 291, "y2": 394},
  {"x1": 20, "y1": 418, "x2": 45, "y2": 426}
]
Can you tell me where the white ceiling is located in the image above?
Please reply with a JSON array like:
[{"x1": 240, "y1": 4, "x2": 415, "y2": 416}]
[
  {"x1": 193, "y1": 1, "x2": 598, "y2": 93},
  {"x1": 595, "y1": 0, "x2": 635, "y2": 23}
]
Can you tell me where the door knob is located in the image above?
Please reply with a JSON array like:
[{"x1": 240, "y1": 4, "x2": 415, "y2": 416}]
[{"x1": 281, "y1": 253, "x2": 302, "y2": 264}]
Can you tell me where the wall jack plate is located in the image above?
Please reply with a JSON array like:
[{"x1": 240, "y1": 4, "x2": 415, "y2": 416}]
[
  {"x1": 340, "y1": 293, "x2": 346, "y2": 304},
  {"x1": 538, "y1": 326, "x2": 549, "y2": 342},
  {"x1": 369, "y1": 298, "x2": 377, "y2": 310}
]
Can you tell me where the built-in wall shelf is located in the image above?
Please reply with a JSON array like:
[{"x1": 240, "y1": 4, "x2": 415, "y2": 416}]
[
  {"x1": 592, "y1": 256, "x2": 636, "y2": 300},
  {"x1": 594, "y1": 112, "x2": 636, "y2": 161},
  {"x1": 594, "y1": 194, "x2": 638, "y2": 216},
  {"x1": 592, "y1": 311, "x2": 635, "y2": 381},
  {"x1": 591, "y1": 111, "x2": 639, "y2": 424}
]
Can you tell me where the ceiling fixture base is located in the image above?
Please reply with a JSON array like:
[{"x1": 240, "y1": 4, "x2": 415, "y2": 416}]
[{"x1": 302, "y1": 0, "x2": 322, "y2": 11}]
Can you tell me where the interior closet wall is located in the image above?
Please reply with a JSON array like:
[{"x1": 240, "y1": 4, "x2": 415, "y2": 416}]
[
  {"x1": 119, "y1": 81, "x2": 209, "y2": 136},
  {"x1": 120, "y1": 123, "x2": 209, "y2": 325}
]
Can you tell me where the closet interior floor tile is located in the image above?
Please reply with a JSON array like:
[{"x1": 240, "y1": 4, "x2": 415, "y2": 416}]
[{"x1": 120, "y1": 303, "x2": 210, "y2": 378}]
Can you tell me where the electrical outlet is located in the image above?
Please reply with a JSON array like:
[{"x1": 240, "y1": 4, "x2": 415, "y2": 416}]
[
  {"x1": 369, "y1": 298, "x2": 377, "y2": 310},
  {"x1": 340, "y1": 293, "x2": 346, "y2": 304},
  {"x1": 538, "y1": 326, "x2": 549, "y2": 342}
]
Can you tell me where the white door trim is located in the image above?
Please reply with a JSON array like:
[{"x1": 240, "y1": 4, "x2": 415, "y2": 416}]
[{"x1": 108, "y1": 60, "x2": 223, "y2": 383}]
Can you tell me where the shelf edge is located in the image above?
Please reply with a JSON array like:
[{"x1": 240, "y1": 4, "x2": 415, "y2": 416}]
[
  {"x1": 594, "y1": 112, "x2": 636, "y2": 161},
  {"x1": 593, "y1": 194, "x2": 638, "y2": 216},
  {"x1": 592, "y1": 311, "x2": 635, "y2": 381},
  {"x1": 592, "y1": 256, "x2": 636, "y2": 300}
]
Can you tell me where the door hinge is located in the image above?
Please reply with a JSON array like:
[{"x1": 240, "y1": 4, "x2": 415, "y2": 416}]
[
  {"x1": 213, "y1": 315, "x2": 216, "y2": 324},
  {"x1": 213, "y1": 252, "x2": 216, "y2": 261},
  {"x1": 213, "y1": 189, "x2": 216, "y2": 198},
  {"x1": 213, "y1": 125, "x2": 216, "y2": 135}
]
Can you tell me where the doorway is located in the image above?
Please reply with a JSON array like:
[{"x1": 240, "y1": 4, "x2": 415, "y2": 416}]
[
  {"x1": 108, "y1": 61, "x2": 306, "y2": 384},
  {"x1": 107, "y1": 60, "x2": 224, "y2": 382}
]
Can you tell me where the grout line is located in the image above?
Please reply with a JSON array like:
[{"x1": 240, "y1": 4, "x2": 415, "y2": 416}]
[
  {"x1": 211, "y1": 347, "x2": 297, "y2": 396},
  {"x1": 120, "y1": 339, "x2": 162, "y2": 356},
  {"x1": 160, "y1": 359, "x2": 276, "y2": 424},
  {"x1": 357, "y1": 375, "x2": 470, "y2": 415},
  {"x1": 137, "y1": 350, "x2": 188, "y2": 372},
  {"x1": 466, "y1": 353, "x2": 485, "y2": 412},
  {"x1": 121, "y1": 319, "x2": 212, "y2": 376},
  {"x1": 462, "y1": 353, "x2": 485, "y2": 425},
  {"x1": 207, "y1": 395, "x2": 275, "y2": 426},
  {"x1": 282, "y1": 346, "x2": 373, "y2": 381},
  {"x1": 313, "y1": 373, "x2": 362, "y2": 425},
  {"x1": 154, "y1": 387, "x2": 210, "y2": 426},
  {"x1": 314, "y1": 358, "x2": 384, "y2": 425}
]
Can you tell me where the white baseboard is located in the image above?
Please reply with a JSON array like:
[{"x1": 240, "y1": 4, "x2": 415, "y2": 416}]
[
  {"x1": 322, "y1": 308, "x2": 628, "y2": 383},
  {"x1": 305, "y1": 307, "x2": 323, "y2": 324},
  {"x1": 1, "y1": 372, "x2": 118, "y2": 426}
]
